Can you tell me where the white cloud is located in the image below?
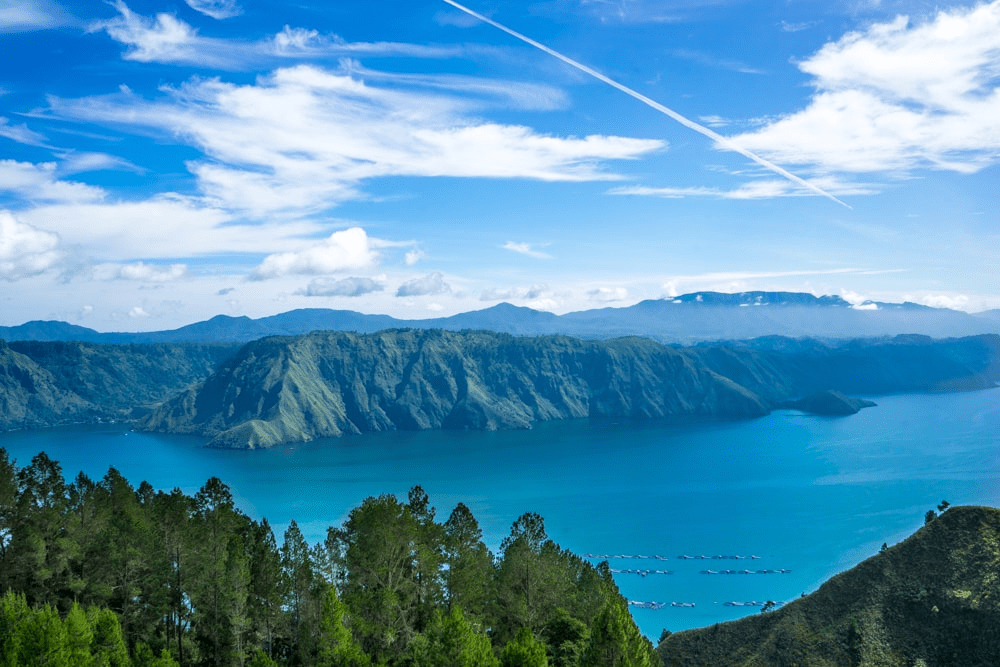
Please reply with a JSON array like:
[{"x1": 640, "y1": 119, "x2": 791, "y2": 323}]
[
  {"x1": 129, "y1": 306, "x2": 150, "y2": 318},
  {"x1": 0, "y1": 160, "x2": 105, "y2": 204},
  {"x1": 0, "y1": 211, "x2": 62, "y2": 281},
  {"x1": 503, "y1": 242, "x2": 553, "y2": 259},
  {"x1": 0, "y1": 118, "x2": 49, "y2": 147},
  {"x1": 480, "y1": 283, "x2": 550, "y2": 301},
  {"x1": 298, "y1": 275, "x2": 386, "y2": 297},
  {"x1": 92, "y1": 261, "x2": 188, "y2": 282},
  {"x1": 19, "y1": 196, "x2": 325, "y2": 261},
  {"x1": 51, "y1": 65, "x2": 662, "y2": 217},
  {"x1": 250, "y1": 227, "x2": 379, "y2": 280},
  {"x1": 588, "y1": 287, "x2": 629, "y2": 302},
  {"x1": 0, "y1": 0, "x2": 73, "y2": 31},
  {"x1": 918, "y1": 293, "x2": 970, "y2": 310},
  {"x1": 185, "y1": 0, "x2": 242, "y2": 20},
  {"x1": 94, "y1": 1, "x2": 204, "y2": 64},
  {"x1": 730, "y1": 2, "x2": 1000, "y2": 175},
  {"x1": 852, "y1": 302, "x2": 879, "y2": 310},
  {"x1": 405, "y1": 249, "x2": 426, "y2": 266},
  {"x1": 57, "y1": 152, "x2": 144, "y2": 175},
  {"x1": 610, "y1": 176, "x2": 878, "y2": 200},
  {"x1": 396, "y1": 272, "x2": 451, "y2": 297},
  {"x1": 92, "y1": 3, "x2": 463, "y2": 70}
]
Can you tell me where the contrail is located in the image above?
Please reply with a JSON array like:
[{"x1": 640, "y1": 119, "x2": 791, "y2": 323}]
[{"x1": 441, "y1": 0, "x2": 851, "y2": 209}]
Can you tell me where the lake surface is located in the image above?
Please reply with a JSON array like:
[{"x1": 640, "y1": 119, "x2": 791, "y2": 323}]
[{"x1": 2, "y1": 387, "x2": 998, "y2": 639}]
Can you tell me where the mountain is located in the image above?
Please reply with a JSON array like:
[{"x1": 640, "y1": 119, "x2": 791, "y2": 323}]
[
  {"x1": 0, "y1": 340, "x2": 239, "y2": 431},
  {"x1": 656, "y1": 505, "x2": 1000, "y2": 666},
  {"x1": 139, "y1": 331, "x2": 1000, "y2": 449},
  {"x1": 778, "y1": 390, "x2": 876, "y2": 415},
  {"x1": 2, "y1": 292, "x2": 997, "y2": 345},
  {"x1": 139, "y1": 330, "x2": 771, "y2": 449}
]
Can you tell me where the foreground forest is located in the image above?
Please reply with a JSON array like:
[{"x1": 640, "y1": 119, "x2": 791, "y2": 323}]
[{"x1": 0, "y1": 449, "x2": 658, "y2": 666}]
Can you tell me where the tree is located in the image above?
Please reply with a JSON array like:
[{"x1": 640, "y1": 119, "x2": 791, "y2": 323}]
[
  {"x1": 501, "y1": 627, "x2": 548, "y2": 667},
  {"x1": 442, "y1": 503, "x2": 494, "y2": 621},
  {"x1": 247, "y1": 518, "x2": 285, "y2": 661},
  {"x1": 329, "y1": 494, "x2": 423, "y2": 662},
  {"x1": 581, "y1": 597, "x2": 659, "y2": 667},
  {"x1": 89, "y1": 606, "x2": 130, "y2": 667},
  {"x1": 925, "y1": 510, "x2": 937, "y2": 525},
  {"x1": 65, "y1": 602, "x2": 94, "y2": 666},
  {"x1": 316, "y1": 585, "x2": 370, "y2": 667},
  {"x1": 408, "y1": 607, "x2": 499, "y2": 667},
  {"x1": 937, "y1": 500, "x2": 950, "y2": 512}
]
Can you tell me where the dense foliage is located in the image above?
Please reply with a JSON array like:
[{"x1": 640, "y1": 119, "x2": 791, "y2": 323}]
[{"x1": 0, "y1": 449, "x2": 659, "y2": 666}]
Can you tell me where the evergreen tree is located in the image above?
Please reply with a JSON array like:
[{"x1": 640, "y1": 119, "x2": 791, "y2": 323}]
[
  {"x1": 89, "y1": 607, "x2": 130, "y2": 667},
  {"x1": 407, "y1": 607, "x2": 498, "y2": 667},
  {"x1": 247, "y1": 518, "x2": 284, "y2": 661},
  {"x1": 501, "y1": 627, "x2": 548, "y2": 667},
  {"x1": 316, "y1": 585, "x2": 370, "y2": 667},
  {"x1": 580, "y1": 598, "x2": 659, "y2": 667},
  {"x1": 442, "y1": 503, "x2": 494, "y2": 622},
  {"x1": 65, "y1": 602, "x2": 94, "y2": 666},
  {"x1": 17, "y1": 604, "x2": 69, "y2": 667}
]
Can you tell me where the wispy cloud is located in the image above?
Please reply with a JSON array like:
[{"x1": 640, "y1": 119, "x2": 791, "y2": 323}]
[
  {"x1": 0, "y1": 160, "x2": 105, "y2": 204},
  {"x1": 0, "y1": 0, "x2": 74, "y2": 32},
  {"x1": 609, "y1": 175, "x2": 878, "y2": 199},
  {"x1": 661, "y1": 267, "x2": 907, "y2": 296},
  {"x1": 779, "y1": 19, "x2": 819, "y2": 32},
  {"x1": 49, "y1": 64, "x2": 662, "y2": 217},
  {"x1": 0, "y1": 118, "x2": 50, "y2": 147},
  {"x1": 91, "y1": 2, "x2": 463, "y2": 70},
  {"x1": 503, "y1": 241, "x2": 553, "y2": 259},
  {"x1": 671, "y1": 49, "x2": 766, "y2": 75},
  {"x1": 184, "y1": 0, "x2": 242, "y2": 20},
  {"x1": 480, "y1": 283, "x2": 551, "y2": 301},
  {"x1": 731, "y1": 1, "x2": 1000, "y2": 175}
]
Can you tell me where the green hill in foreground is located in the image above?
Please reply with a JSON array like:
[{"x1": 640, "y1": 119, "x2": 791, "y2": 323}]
[{"x1": 657, "y1": 506, "x2": 1000, "y2": 666}]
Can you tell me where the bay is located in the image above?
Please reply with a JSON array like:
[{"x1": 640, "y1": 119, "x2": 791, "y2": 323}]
[{"x1": 1, "y1": 387, "x2": 998, "y2": 639}]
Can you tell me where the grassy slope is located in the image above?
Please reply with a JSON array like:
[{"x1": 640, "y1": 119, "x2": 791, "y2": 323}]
[{"x1": 658, "y1": 506, "x2": 1000, "y2": 667}]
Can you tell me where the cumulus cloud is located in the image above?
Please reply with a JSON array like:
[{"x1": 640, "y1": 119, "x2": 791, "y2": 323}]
[
  {"x1": 503, "y1": 242, "x2": 553, "y2": 259},
  {"x1": 92, "y1": 261, "x2": 188, "y2": 282},
  {"x1": 729, "y1": 2, "x2": 1000, "y2": 175},
  {"x1": 185, "y1": 0, "x2": 242, "y2": 20},
  {"x1": 129, "y1": 306, "x2": 150, "y2": 318},
  {"x1": 49, "y1": 64, "x2": 664, "y2": 217},
  {"x1": 0, "y1": 211, "x2": 62, "y2": 280},
  {"x1": 250, "y1": 227, "x2": 379, "y2": 280},
  {"x1": 396, "y1": 272, "x2": 451, "y2": 297},
  {"x1": 588, "y1": 287, "x2": 629, "y2": 302},
  {"x1": 297, "y1": 276, "x2": 386, "y2": 297}
]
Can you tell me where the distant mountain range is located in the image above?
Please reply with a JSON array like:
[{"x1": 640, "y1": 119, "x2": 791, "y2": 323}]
[{"x1": 2, "y1": 292, "x2": 998, "y2": 344}]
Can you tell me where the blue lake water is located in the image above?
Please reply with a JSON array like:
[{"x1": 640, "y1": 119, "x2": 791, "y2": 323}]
[{"x1": 2, "y1": 387, "x2": 998, "y2": 639}]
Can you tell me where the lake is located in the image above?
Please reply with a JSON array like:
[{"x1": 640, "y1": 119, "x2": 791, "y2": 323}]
[{"x1": 1, "y1": 387, "x2": 998, "y2": 639}]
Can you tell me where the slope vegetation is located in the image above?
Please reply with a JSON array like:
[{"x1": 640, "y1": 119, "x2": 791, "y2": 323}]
[
  {"x1": 0, "y1": 340, "x2": 238, "y2": 430},
  {"x1": 657, "y1": 506, "x2": 1000, "y2": 666},
  {"x1": 140, "y1": 329, "x2": 770, "y2": 448},
  {"x1": 139, "y1": 330, "x2": 1000, "y2": 449}
]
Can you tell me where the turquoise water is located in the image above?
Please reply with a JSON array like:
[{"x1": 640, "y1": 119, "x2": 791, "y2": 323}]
[{"x1": 2, "y1": 388, "x2": 998, "y2": 638}]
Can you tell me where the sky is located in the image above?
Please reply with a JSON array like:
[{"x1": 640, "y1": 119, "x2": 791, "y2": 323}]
[{"x1": 1, "y1": 0, "x2": 998, "y2": 331}]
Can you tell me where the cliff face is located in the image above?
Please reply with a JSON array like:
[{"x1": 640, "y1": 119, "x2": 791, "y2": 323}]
[
  {"x1": 657, "y1": 506, "x2": 1000, "y2": 667},
  {"x1": 140, "y1": 330, "x2": 771, "y2": 449}
]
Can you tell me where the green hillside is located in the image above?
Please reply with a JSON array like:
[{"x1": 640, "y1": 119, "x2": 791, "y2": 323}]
[{"x1": 657, "y1": 506, "x2": 1000, "y2": 666}]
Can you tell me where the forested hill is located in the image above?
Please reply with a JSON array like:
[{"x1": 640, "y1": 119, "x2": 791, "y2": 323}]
[
  {"x1": 0, "y1": 340, "x2": 239, "y2": 431},
  {"x1": 657, "y1": 505, "x2": 1000, "y2": 666},
  {"x1": 141, "y1": 330, "x2": 1000, "y2": 449},
  {"x1": 0, "y1": 452, "x2": 658, "y2": 667}
]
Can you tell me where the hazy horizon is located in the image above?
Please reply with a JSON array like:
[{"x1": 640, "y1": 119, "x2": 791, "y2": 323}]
[{"x1": 2, "y1": 0, "x2": 998, "y2": 330}]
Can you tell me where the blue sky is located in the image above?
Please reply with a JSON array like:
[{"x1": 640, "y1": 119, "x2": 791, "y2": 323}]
[{"x1": 1, "y1": 0, "x2": 998, "y2": 330}]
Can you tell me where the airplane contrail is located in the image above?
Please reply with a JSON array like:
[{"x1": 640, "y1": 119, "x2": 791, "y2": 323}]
[{"x1": 441, "y1": 0, "x2": 851, "y2": 209}]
